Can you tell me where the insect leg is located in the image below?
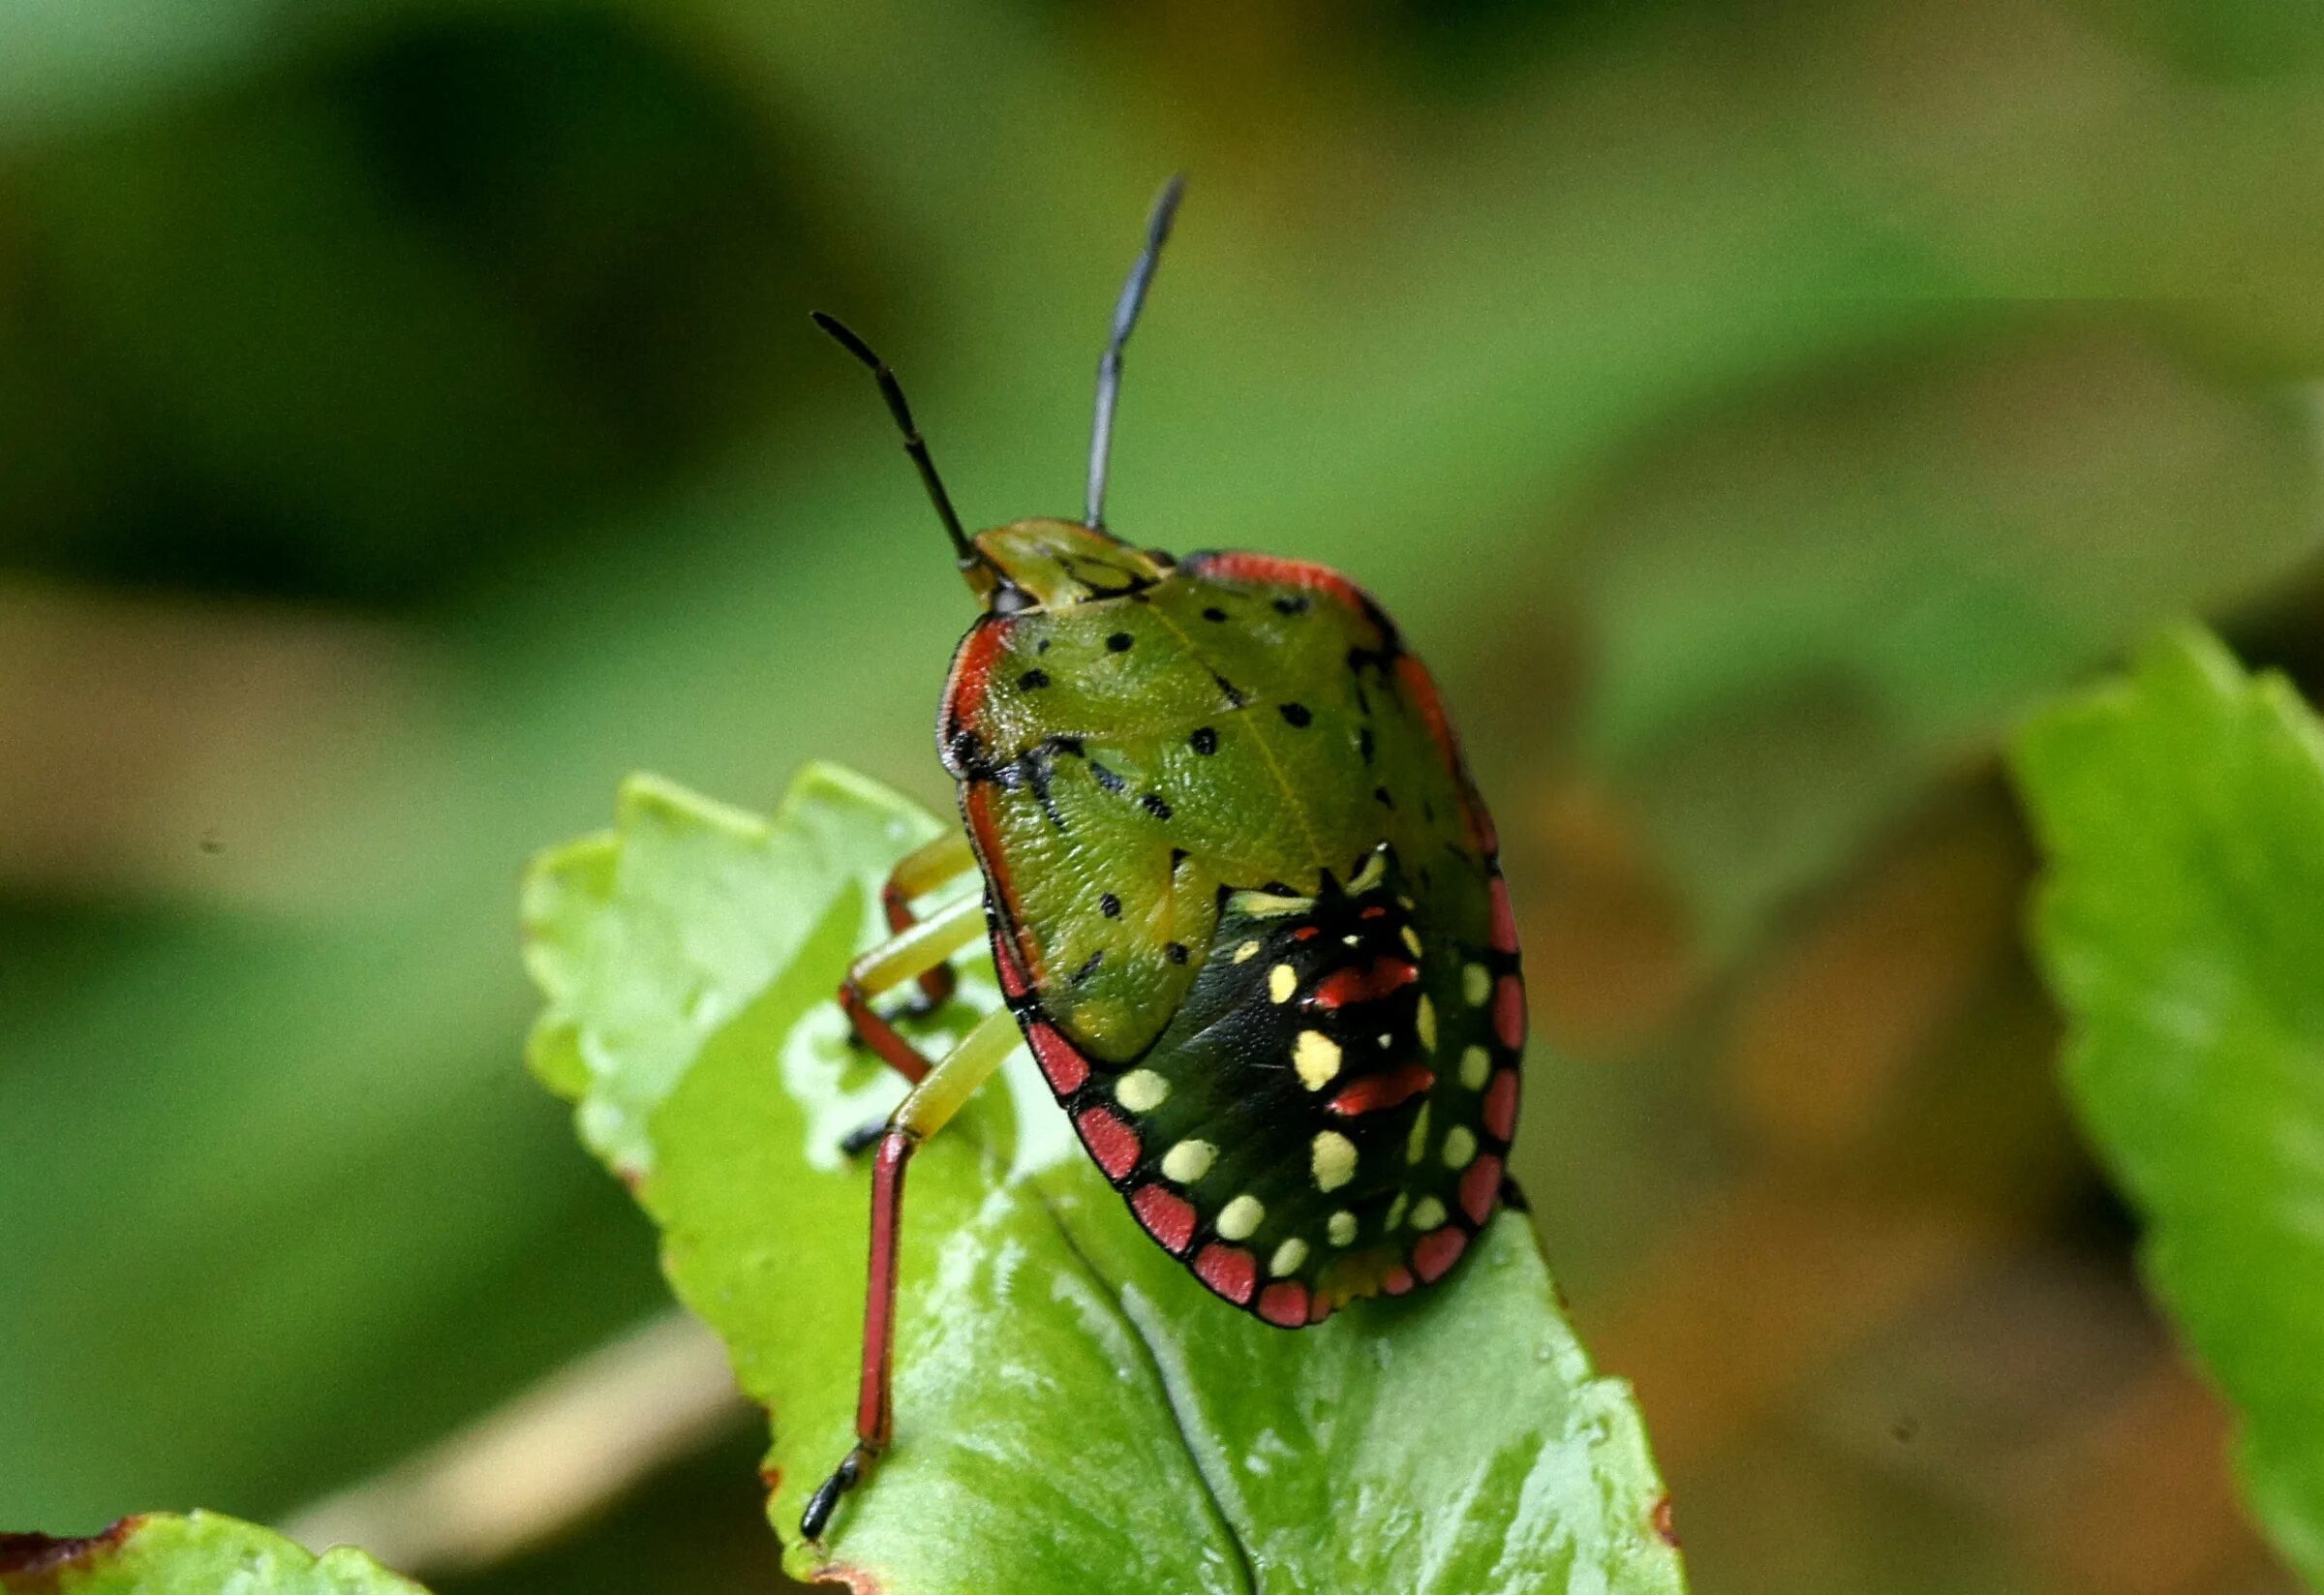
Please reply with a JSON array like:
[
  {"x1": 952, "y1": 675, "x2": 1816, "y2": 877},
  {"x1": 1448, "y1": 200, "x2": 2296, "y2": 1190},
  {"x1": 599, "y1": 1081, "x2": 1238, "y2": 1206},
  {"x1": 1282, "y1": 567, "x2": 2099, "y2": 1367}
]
[
  {"x1": 802, "y1": 1003, "x2": 1021, "y2": 1542},
  {"x1": 839, "y1": 892, "x2": 986, "y2": 1086},
  {"x1": 880, "y1": 829, "x2": 978, "y2": 1014}
]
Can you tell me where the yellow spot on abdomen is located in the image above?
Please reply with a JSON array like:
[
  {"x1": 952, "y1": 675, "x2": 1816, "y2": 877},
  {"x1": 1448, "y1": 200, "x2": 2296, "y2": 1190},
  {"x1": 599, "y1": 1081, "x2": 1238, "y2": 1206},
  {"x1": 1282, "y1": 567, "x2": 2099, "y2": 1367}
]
[
  {"x1": 1217, "y1": 1194, "x2": 1264, "y2": 1240},
  {"x1": 1384, "y1": 1192, "x2": 1408, "y2": 1231},
  {"x1": 1311, "y1": 1131, "x2": 1357, "y2": 1192},
  {"x1": 1459, "y1": 1045, "x2": 1491, "y2": 1090},
  {"x1": 1294, "y1": 1030, "x2": 1343, "y2": 1090},
  {"x1": 1327, "y1": 1210, "x2": 1358, "y2": 1246},
  {"x1": 1234, "y1": 939, "x2": 1262, "y2": 964},
  {"x1": 1410, "y1": 1196, "x2": 1447, "y2": 1231},
  {"x1": 1116, "y1": 1069, "x2": 1169, "y2": 1112},
  {"x1": 1443, "y1": 1124, "x2": 1477, "y2": 1169},
  {"x1": 1406, "y1": 1102, "x2": 1432, "y2": 1164},
  {"x1": 1416, "y1": 995, "x2": 1438, "y2": 1052},
  {"x1": 1162, "y1": 1139, "x2": 1215, "y2": 1183},
  {"x1": 1400, "y1": 925, "x2": 1422, "y2": 959},
  {"x1": 1269, "y1": 1238, "x2": 1308, "y2": 1276},
  {"x1": 1463, "y1": 963, "x2": 1491, "y2": 1006},
  {"x1": 1269, "y1": 964, "x2": 1298, "y2": 1003}
]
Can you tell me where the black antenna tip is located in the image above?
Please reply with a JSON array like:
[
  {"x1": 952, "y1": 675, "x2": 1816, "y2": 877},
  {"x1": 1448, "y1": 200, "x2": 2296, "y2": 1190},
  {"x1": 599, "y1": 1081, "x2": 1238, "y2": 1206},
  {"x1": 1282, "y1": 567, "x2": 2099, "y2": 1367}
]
[
  {"x1": 1149, "y1": 172, "x2": 1187, "y2": 241},
  {"x1": 810, "y1": 310, "x2": 879, "y2": 370},
  {"x1": 808, "y1": 308, "x2": 980, "y2": 568}
]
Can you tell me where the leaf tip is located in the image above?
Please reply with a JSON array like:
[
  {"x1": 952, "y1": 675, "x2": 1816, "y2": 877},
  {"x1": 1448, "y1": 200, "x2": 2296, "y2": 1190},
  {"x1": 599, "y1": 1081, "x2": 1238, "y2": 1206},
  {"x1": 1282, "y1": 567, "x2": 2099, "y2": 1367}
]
[
  {"x1": 777, "y1": 761, "x2": 930, "y2": 838},
  {"x1": 521, "y1": 830, "x2": 616, "y2": 908},
  {"x1": 617, "y1": 773, "x2": 769, "y2": 839}
]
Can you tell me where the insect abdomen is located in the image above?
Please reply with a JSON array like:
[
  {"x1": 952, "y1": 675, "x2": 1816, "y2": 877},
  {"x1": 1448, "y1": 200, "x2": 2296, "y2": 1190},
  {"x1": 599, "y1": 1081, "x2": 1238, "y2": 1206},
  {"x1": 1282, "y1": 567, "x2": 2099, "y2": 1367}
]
[{"x1": 1024, "y1": 844, "x2": 1522, "y2": 1325}]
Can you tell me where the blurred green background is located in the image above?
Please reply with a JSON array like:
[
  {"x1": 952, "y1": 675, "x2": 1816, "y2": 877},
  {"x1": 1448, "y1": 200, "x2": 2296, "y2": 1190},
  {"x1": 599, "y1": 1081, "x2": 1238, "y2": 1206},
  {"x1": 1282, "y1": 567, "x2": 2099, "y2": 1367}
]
[{"x1": 5, "y1": 2, "x2": 2323, "y2": 1591}]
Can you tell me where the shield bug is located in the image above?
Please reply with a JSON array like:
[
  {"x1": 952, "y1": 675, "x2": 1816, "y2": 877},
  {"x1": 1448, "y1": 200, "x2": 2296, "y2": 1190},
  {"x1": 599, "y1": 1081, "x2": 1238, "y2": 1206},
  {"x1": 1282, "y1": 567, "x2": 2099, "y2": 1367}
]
[{"x1": 801, "y1": 176, "x2": 1525, "y2": 1540}]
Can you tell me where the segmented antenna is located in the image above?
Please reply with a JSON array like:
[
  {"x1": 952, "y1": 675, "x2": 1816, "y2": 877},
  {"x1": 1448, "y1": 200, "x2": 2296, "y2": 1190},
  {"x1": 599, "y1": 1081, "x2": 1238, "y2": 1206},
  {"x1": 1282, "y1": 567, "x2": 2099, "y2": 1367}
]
[
  {"x1": 810, "y1": 311, "x2": 977, "y2": 568},
  {"x1": 1086, "y1": 173, "x2": 1187, "y2": 530}
]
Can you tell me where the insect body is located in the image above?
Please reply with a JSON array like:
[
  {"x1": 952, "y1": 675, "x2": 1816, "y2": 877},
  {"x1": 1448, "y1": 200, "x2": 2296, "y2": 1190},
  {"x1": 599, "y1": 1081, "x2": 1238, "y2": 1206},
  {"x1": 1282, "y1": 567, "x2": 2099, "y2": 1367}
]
[{"x1": 802, "y1": 179, "x2": 1525, "y2": 1543}]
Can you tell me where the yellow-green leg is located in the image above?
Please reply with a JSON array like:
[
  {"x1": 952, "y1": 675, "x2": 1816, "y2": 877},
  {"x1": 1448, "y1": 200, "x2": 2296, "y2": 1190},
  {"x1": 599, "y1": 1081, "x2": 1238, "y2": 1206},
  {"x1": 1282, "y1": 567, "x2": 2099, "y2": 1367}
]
[
  {"x1": 878, "y1": 830, "x2": 978, "y2": 1014},
  {"x1": 840, "y1": 890, "x2": 986, "y2": 1085}
]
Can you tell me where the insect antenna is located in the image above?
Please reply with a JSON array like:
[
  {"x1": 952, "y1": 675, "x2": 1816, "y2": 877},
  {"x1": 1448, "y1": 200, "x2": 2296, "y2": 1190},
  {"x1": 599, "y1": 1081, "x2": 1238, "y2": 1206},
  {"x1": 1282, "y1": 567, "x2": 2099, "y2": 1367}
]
[
  {"x1": 810, "y1": 310, "x2": 979, "y2": 570},
  {"x1": 1086, "y1": 172, "x2": 1187, "y2": 531}
]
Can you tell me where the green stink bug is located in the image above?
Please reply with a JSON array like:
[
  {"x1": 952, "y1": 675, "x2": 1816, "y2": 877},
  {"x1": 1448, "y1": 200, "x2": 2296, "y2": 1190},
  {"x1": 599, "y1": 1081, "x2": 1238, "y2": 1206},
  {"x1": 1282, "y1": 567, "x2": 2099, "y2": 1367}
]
[{"x1": 802, "y1": 177, "x2": 1525, "y2": 1541}]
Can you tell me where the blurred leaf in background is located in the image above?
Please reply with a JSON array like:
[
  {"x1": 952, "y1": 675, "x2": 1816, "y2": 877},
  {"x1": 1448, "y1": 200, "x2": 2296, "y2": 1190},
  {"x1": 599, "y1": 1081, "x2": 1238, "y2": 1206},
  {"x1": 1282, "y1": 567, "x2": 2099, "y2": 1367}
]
[
  {"x1": 2017, "y1": 629, "x2": 2324, "y2": 1586},
  {"x1": 3, "y1": 0, "x2": 2322, "y2": 1591},
  {"x1": 1573, "y1": 323, "x2": 2322, "y2": 948}
]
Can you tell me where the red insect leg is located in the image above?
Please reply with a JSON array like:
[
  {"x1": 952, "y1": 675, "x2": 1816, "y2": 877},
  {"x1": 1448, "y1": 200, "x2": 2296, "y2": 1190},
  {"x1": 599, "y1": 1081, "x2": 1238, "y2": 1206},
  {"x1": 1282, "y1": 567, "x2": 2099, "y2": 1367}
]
[
  {"x1": 803, "y1": 1132, "x2": 918, "y2": 1539},
  {"x1": 839, "y1": 985, "x2": 934, "y2": 1085},
  {"x1": 837, "y1": 889, "x2": 985, "y2": 1088},
  {"x1": 804, "y1": 1004, "x2": 1018, "y2": 1543},
  {"x1": 856, "y1": 1131, "x2": 912, "y2": 1450}
]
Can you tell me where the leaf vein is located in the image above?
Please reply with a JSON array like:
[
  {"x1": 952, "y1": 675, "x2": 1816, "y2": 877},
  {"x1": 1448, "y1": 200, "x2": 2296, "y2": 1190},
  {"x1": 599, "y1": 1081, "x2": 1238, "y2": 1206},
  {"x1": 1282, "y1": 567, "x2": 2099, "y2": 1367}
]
[{"x1": 1027, "y1": 1181, "x2": 1261, "y2": 1595}]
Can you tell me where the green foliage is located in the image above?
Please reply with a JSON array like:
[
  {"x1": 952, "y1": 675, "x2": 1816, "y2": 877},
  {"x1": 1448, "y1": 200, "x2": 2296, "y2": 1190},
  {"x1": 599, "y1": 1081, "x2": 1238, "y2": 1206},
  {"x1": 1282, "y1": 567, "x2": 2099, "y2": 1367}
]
[
  {"x1": 0, "y1": 1513, "x2": 428, "y2": 1594},
  {"x1": 1582, "y1": 336, "x2": 2323, "y2": 947},
  {"x1": 2014, "y1": 628, "x2": 2324, "y2": 1584},
  {"x1": 525, "y1": 765, "x2": 1687, "y2": 1592},
  {"x1": 12, "y1": 3, "x2": 2324, "y2": 1582}
]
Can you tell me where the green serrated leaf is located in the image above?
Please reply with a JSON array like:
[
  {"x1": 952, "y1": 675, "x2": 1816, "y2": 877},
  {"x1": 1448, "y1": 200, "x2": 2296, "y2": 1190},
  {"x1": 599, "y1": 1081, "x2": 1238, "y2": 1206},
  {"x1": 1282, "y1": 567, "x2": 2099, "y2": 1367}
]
[
  {"x1": 0, "y1": 1512, "x2": 428, "y2": 1594},
  {"x1": 522, "y1": 762, "x2": 945, "y2": 1179},
  {"x1": 2013, "y1": 626, "x2": 2324, "y2": 1586},
  {"x1": 525, "y1": 764, "x2": 1686, "y2": 1592}
]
